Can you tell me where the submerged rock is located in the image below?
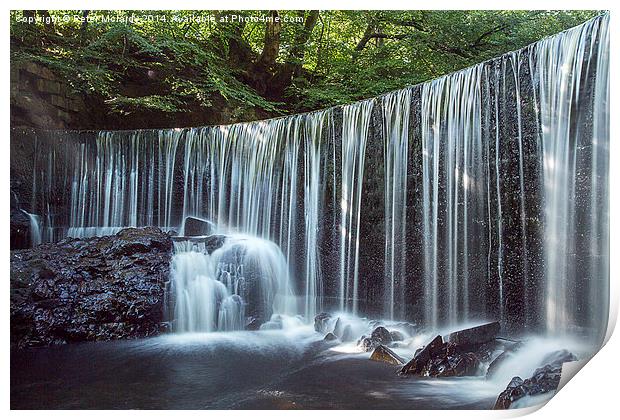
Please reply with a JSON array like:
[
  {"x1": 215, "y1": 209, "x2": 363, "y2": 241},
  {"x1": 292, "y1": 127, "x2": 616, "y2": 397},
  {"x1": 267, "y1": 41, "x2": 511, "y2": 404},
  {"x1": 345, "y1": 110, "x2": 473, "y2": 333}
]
[
  {"x1": 390, "y1": 330, "x2": 405, "y2": 343},
  {"x1": 370, "y1": 344, "x2": 406, "y2": 365},
  {"x1": 341, "y1": 325, "x2": 354, "y2": 342},
  {"x1": 314, "y1": 312, "x2": 332, "y2": 334},
  {"x1": 493, "y1": 349, "x2": 577, "y2": 409},
  {"x1": 324, "y1": 332, "x2": 338, "y2": 341},
  {"x1": 10, "y1": 227, "x2": 173, "y2": 348},
  {"x1": 182, "y1": 216, "x2": 216, "y2": 236}
]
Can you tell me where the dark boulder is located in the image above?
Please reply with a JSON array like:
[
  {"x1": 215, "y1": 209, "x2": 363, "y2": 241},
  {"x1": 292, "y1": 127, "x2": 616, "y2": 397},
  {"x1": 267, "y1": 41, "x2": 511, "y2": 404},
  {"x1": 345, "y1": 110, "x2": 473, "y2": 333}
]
[
  {"x1": 400, "y1": 334, "x2": 483, "y2": 377},
  {"x1": 371, "y1": 326, "x2": 392, "y2": 345},
  {"x1": 425, "y1": 352, "x2": 482, "y2": 377},
  {"x1": 446, "y1": 321, "x2": 500, "y2": 349},
  {"x1": 400, "y1": 335, "x2": 444, "y2": 375},
  {"x1": 10, "y1": 227, "x2": 173, "y2": 349},
  {"x1": 359, "y1": 336, "x2": 380, "y2": 352},
  {"x1": 182, "y1": 216, "x2": 215, "y2": 236},
  {"x1": 370, "y1": 344, "x2": 406, "y2": 365},
  {"x1": 493, "y1": 350, "x2": 577, "y2": 409},
  {"x1": 390, "y1": 330, "x2": 405, "y2": 343}
]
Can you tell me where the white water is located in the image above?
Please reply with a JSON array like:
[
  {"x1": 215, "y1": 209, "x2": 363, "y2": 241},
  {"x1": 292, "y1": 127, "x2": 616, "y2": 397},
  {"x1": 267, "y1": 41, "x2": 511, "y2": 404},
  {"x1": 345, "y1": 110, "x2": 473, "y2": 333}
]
[
  {"x1": 170, "y1": 235, "x2": 297, "y2": 332},
  {"x1": 339, "y1": 100, "x2": 374, "y2": 314},
  {"x1": 22, "y1": 210, "x2": 42, "y2": 246},
  {"x1": 536, "y1": 14, "x2": 610, "y2": 337},
  {"x1": 382, "y1": 88, "x2": 412, "y2": 320}
]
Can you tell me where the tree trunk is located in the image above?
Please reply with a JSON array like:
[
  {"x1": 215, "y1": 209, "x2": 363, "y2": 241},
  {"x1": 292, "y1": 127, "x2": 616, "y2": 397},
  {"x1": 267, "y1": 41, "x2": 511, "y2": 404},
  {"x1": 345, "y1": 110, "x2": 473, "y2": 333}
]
[{"x1": 256, "y1": 11, "x2": 281, "y2": 71}]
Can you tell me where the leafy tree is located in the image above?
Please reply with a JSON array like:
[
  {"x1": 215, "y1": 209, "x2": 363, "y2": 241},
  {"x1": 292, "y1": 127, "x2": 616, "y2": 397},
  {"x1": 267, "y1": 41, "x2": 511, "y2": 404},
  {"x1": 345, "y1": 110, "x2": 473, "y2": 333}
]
[{"x1": 10, "y1": 10, "x2": 601, "y2": 126}]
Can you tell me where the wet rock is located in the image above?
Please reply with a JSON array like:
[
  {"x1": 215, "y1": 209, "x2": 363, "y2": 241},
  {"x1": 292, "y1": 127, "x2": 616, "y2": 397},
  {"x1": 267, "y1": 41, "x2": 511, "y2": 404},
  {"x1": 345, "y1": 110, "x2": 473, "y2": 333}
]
[
  {"x1": 10, "y1": 227, "x2": 173, "y2": 349},
  {"x1": 400, "y1": 334, "x2": 483, "y2": 377},
  {"x1": 493, "y1": 349, "x2": 577, "y2": 409},
  {"x1": 333, "y1": 317, "x2": 343, "y2": 337},
  {"x1": 400, "y1": 335, "x2": 444, "y2": 375},
  {"x1": 390, "y1": 330, "x2": 405, "y2": 342},
  {"x1": 359, "y1": 336, "x2": 380, "y2": 352},
  {"x1": 446, "y1": 321, "x2": 500, "y2": 349},
  {"x1": 314, "y1": 312, "x2": 332, "y2": 334},
  {"x1": 425, "y1": 352, "x2": 482, "y2": 377},
  {"x1": 341, "y1": 325, "x2": 353, "y2": 342},
  {"x1": 182, "y1": 216, "x2": 215, "y2": 236},
  {"x1": 324, "y1": 332, "x2": 338, "y2": 341},
  {"x1": 370, "y1": 344, "x2": 406, "y2": 365},
  {"x1": 540, "y1": 349, "x2": 577, "y2": 366},
  {"x1": 371, "y1": 326, "x2": 392, "y2": 345}
]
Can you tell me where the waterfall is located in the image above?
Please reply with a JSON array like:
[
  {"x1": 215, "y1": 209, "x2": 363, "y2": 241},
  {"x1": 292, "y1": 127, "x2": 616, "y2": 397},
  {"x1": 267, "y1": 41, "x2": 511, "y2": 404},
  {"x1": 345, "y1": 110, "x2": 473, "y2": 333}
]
[
  {"x1": 382, "y1": 88, "x2": 412, "y2": 320},
  {"x1": 21, "y1": 210, "x2": 42, "y2": 246},
  {"x1": 535, "y1": 14, "x2": 610, "y2": 337},
  {"x1": 303, "y1": 111, "x2": 330, "y2": 320},
  {"x1": 338, "y1": 100, "x2": 374, "y2": 314},
  {"x1": 170, "y1": 236, "x2": 297, "y2": 332},
  {"x1": 12, "y1": 15, "x2": 609, "y2": 340},
  {"x1": 421, "y1": 66, "x2": 488, "y2": 328}
]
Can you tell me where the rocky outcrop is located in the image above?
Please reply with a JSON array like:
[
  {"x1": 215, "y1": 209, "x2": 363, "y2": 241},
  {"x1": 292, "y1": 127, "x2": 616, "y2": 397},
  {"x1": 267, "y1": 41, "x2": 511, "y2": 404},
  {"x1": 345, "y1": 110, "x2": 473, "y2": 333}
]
[
  {"x1": 370, "y1": 344, "x2": 406, "y2": 365},
  {"x1": 446, "y1": 321, "x2": 500, "y2": 349},
  {"x1": 493, "y1": 350, "x2": 577, "y2": 409},
  {"x1": 182, "y1": 216, "x2": 216, "y2": 236},
  {"x1": 10, "y1": 227, "x2": 173, "y2": 348},
  {"x1": 400, "y1": 322, "x2": 501, "y2": 377},
  {"x1": 314, "y1": 312, "x2": 332, "y2": 334},
  {"x1": 358, "y1": 325, "x2": 406, "y2": 352}
]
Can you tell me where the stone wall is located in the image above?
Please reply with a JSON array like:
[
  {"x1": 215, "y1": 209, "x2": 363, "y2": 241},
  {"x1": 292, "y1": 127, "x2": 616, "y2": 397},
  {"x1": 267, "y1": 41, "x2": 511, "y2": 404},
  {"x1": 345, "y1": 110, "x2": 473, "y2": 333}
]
[{"x1": 10, "y1": 62, "x2": 90, "y2": 129}]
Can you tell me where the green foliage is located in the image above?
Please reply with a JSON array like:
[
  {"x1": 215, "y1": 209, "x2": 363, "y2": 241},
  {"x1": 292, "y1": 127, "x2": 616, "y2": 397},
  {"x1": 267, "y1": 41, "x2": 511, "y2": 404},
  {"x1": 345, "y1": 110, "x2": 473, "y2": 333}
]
[{"x1": 10, "y1": 9, "x2": 602, "y2": 121}]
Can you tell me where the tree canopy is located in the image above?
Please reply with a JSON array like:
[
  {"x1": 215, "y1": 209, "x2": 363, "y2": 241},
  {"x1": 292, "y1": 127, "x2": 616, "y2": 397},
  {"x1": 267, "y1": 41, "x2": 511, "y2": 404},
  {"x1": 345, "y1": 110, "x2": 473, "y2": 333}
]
[{"x1": 10, "y1": 10, "x2": 600, "y2": 126}]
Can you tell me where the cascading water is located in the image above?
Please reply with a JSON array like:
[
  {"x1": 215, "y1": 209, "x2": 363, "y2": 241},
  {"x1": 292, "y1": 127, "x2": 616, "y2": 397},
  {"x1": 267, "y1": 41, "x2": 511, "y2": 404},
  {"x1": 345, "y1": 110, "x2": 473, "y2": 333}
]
[
  {"x1": 382, "y1": 88, "x2": 412, "y2": 320},
  {"x1": 338, "y1": 100, "x2": 374, "y2": 314},
  {"x1": 21, "y1": 210, "x2": 42, "y2": 246},
  {"x1": 12, "y1": 15, "x2": 609, "y2": 342},
  {"x1": 170, "y1": 235, "x2": 297, "y2": 332},
  {"x1": 535, "y1": 14, "x2": 610, "y2": 337}
]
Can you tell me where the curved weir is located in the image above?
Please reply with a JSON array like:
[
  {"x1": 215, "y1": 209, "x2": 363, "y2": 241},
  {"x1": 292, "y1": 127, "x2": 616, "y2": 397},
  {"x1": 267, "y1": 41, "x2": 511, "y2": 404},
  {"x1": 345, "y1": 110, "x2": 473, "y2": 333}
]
[{"x1": 10, "y1": 15, "x2": 609, "y2": 342}]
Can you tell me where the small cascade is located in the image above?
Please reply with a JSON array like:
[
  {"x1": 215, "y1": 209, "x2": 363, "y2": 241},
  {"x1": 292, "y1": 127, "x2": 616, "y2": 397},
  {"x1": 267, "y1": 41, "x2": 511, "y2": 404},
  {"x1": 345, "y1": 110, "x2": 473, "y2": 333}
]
[
  {"x1": 21, "y1": 210, "x2": 42, "y2": 247},
  {"x1": 169, "y1": 235, "x2": 297, "y2": 332}
]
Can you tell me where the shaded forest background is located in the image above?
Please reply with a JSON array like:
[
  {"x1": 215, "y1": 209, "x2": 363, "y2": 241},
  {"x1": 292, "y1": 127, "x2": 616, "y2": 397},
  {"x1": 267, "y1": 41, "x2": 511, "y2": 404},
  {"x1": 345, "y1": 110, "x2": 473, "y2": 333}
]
[{"x1": 10, "y1": 10, "x2": 599, "y2": 129}]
